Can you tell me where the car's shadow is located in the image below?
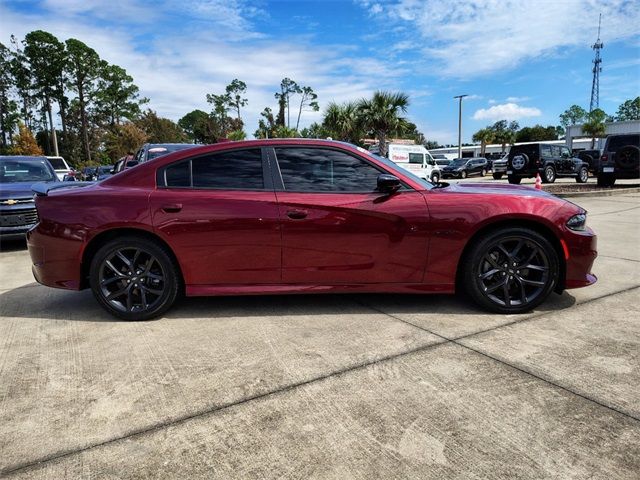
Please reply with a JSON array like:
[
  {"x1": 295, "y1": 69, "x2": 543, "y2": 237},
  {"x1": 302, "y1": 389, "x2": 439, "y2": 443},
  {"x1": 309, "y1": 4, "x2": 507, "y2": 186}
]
[
  {"x1": 0, "y1": 238, "x2": 28, "y2": 252},
  {"x1": 0, "y1": 282, "x2": 577, "y2": 323}
]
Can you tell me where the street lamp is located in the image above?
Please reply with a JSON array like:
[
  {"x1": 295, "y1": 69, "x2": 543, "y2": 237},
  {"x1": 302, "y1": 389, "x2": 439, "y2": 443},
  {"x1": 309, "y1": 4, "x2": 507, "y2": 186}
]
[{"x1": 454, "y1": 94, "x2": 468, "y2": 159}]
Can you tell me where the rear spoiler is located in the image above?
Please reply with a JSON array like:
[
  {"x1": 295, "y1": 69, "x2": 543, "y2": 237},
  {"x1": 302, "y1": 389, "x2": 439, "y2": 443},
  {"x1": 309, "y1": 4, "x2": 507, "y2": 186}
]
[{"x1": 32, "y1": 181, "x2": 95, "y2": 196}]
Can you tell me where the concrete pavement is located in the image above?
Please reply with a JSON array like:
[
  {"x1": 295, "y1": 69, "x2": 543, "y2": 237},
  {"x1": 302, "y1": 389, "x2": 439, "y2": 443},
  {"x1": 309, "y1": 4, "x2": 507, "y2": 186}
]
[{"x1": 0, "y1": 192, "x2": 638, "y2": 479}]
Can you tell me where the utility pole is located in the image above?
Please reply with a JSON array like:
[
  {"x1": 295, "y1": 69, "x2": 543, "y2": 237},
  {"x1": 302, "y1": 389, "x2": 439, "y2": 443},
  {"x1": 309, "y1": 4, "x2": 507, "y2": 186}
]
[
  {"x1": 454, "y1": 94, "x2": 468, "y2": 159},
  {"x1": 589, "y1": 14, "x2": 604, "y2": 113}
]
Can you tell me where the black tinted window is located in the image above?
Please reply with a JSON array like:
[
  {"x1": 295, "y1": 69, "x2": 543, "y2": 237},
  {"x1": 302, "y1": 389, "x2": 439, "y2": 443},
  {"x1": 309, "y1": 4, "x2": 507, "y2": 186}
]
[
  {"x1": 275, "y1": 147, "x2": 382, "y2": 192},
  {"x1": 608, "y1": 135, "x2": 640, "y2": 152},
  {"x1": 192, "y1": 149, "x2": 263, "y2": 189},
  {"x1": 165, "y1": 161, "x2": 190, "y2": 187}
]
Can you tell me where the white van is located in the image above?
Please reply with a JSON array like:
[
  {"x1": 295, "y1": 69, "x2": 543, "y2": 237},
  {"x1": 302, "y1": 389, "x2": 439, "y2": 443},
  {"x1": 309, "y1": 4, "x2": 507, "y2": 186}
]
[{"x1": 386, "y1": 144, "x2": 441, "y2": 183}]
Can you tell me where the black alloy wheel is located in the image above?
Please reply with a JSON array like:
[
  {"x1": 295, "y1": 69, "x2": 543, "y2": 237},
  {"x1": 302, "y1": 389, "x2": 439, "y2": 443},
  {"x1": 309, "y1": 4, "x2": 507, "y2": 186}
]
[
  {"x1": 464, "y1": 228, "x2": 559, "y2": 313},
  {"x1": 90, "y1": 236, "x2": 180, "y2": 320}
]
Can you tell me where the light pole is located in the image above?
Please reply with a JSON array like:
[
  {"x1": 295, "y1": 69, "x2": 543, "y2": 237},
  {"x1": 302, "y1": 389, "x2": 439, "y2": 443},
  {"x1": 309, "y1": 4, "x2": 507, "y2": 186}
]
[{"x1": 454, "y1": 94, "x2": 468, "y2": 159}]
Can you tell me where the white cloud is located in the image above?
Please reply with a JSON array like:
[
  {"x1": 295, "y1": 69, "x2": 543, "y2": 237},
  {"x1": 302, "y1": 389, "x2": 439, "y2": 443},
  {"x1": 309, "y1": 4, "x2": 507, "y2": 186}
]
[
  {"x1": 506, "y1": 96, "x2": 530, "y2": 103},
  {"x1": 472, "y1": 103, "x2": 541, "y2": 121},
  {"x1": 368, "y1": 0, "x2": 640, "y2": 78},
  {"x1": 0, "y1": 2, "x2": 401, "y2": 134},
  {"x1": 370, "y1": 3, "x2": 383, "y2": 14}
]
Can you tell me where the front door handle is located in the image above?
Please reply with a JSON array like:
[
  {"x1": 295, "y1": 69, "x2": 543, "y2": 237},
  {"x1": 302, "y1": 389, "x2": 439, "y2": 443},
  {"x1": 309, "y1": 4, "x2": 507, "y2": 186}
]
[
  {"x1": 287, "y1": 209, "x2": 308, "y2": 220},
  {"x1": 161, "y1": 203, "x2": 182, "y2": 213}
]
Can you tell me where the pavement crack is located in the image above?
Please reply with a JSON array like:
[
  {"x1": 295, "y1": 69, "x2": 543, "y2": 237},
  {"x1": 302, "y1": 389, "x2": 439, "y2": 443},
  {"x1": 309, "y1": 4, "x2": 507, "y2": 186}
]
[{"x1": 0, "y1": 337, "x2": 449, "y2": 477}]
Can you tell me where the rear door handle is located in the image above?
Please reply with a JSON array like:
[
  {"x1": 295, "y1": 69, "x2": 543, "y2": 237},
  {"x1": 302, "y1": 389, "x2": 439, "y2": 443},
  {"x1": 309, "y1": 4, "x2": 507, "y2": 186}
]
[
  {"x1": 286, "y1": 209, "x2": 308, "y2": 220},
  {"x1": 161, "y1": 203, "x2": 182, "y2": 213}
]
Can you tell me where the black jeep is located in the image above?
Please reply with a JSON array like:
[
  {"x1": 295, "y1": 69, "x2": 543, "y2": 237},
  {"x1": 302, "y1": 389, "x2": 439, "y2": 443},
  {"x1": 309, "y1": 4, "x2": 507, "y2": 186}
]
[
  {"x1": 597, "y1": 134, "x2": 640, "y2": 187},
  {"x1": 507, "y1": 143, "x2": 589, "y2": 184}
]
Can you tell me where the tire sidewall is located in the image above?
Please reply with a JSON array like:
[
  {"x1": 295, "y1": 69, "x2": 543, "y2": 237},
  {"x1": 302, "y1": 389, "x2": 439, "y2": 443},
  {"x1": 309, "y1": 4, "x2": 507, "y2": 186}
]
[
  {"x1": 89, "y1": 236, "x2": 180, "y2": 321},
  {"x1": 463, "y1": 227, "x2": 559, "y2": 314},
  {"x1": 543, "y1": 165, "x2": 556, "y2": 183}
]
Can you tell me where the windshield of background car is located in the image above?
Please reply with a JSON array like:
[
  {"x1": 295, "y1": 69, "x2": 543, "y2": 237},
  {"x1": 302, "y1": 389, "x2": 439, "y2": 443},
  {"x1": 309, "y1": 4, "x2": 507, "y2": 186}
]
[
  {"x1": 366, "y1": 152, "x2": 432, "y2": 190},
  {"x1": 0, "y1": 159, "x2": 56, "y2": 183},
  {"x1": 148, "y1": 145, "x2": 196, "y2": 161},
  {"x1": 450, "y1": 159, "x2": 467, "y2": 167},
  {"x1": 608, "y1": 135, "x2": 640, "y2": 152}
]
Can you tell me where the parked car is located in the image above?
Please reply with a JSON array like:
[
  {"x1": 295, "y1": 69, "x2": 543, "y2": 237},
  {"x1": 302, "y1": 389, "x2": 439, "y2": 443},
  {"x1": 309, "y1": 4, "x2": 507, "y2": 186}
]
[
  {"x1": 81, "y1": 166, "x2": 96, "y2": 181},
  {"x1": 93, "y1": 165, "x2": 114, "y2": 181},
  {"x1": 492, "y1": 154, "x2": 508, "y2": 179},
  {"x1": 27, "y1": 139, "x2": 597, "y2": 320},
  {"x1": 0, "y1": 156, "x2": 58, "y2": 239},
  {"x1": 46, "y1": 156, "x2": 74, "y2": 181},
  {"x1": 134, "y1": 143, "x2": 197, "y2": 165},
  {"x1": 575, "y1": 149, "x2": 601, "y2": 174},
  {"x1": 597, "y1": 134, "x2": 640, "y2": 187},
  {"x1": 441, "y1": 157, "x2": 489, "y2": 179},
  {"x1": 435, "y1": 159, "x2": 451, "y2": 167},
  {"x1": 507, "y1": 143, "x2": 589, "y2": 184}
]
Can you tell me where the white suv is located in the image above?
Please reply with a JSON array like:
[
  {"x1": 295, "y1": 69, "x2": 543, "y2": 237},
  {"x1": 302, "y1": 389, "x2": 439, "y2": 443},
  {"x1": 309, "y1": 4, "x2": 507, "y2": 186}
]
[{"x1": 46, "y1": 156, "x2": 73, "y2": 181}]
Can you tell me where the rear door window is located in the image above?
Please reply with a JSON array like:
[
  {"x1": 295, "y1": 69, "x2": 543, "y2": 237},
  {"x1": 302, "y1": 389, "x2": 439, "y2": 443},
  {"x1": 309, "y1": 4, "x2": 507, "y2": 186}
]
[
  {"x1": 162, "y1": 149, "x2": 264, "y2": 190},
  {"x1": 541, "y1": 145, "x2": 552, "y2": 157}
]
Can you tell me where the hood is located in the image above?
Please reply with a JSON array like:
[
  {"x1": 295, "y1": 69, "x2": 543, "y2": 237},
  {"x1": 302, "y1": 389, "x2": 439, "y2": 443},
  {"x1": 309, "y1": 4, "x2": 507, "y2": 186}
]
[
  {"x1": 442, "y1": 181, "x2": 555, "y2": 198},
  {"x1": 0, "y1": 181, "x2": 47, "y2": 199}
]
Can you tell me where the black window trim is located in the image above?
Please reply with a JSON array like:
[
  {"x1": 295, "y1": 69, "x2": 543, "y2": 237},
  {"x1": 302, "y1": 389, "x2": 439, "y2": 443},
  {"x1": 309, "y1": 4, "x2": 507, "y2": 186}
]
[
  {"x1": 267, "y1": 144, "x2": 413, "y2": 194},
  {"x1": 157, "y1": 147, "x2": 272, "y2": 191}
]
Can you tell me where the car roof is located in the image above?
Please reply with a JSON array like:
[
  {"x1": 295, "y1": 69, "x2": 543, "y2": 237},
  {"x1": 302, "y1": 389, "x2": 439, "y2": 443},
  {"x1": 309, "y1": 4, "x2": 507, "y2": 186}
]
[{"x1": 0, "y1": 155, "x2": 49, "y2": 162}]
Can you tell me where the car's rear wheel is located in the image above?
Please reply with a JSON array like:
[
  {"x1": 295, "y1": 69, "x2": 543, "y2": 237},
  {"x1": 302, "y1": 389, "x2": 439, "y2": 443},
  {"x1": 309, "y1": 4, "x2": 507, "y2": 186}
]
[
  {"x1": 463, "y1": 228, "x2": 559, "y2": 314},
  {"x1": 460, "y1": 170, "x2": 468, "y2": 179},
  {"x1": 89, "y1": 236, "x2": 180, "y2": 320},
  {"x1": 542, "y1": 165, "x2": 556, "y2": 183},
  {"x1": 507, "y1": 175, "x2": 522, "y2": 184},
  {"x1": 492, "y1": 173, "x2": 503, "y2": 180},
  {"x1": 576, "y1": 166, "x2": 589, "y2": 183}
]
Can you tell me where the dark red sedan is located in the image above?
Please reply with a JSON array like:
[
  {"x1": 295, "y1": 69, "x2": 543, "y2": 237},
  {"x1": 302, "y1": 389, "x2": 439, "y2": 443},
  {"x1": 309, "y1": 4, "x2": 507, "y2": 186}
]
[{"x1": 27, "y1": 139, "x2": 597, "y2": 320}]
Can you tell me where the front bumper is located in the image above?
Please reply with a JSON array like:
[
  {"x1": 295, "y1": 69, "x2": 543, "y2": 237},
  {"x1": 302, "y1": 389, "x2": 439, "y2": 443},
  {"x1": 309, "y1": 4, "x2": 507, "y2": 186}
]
[{"x1": 564, "y1": 228, "x2": 598, "y2": 289}]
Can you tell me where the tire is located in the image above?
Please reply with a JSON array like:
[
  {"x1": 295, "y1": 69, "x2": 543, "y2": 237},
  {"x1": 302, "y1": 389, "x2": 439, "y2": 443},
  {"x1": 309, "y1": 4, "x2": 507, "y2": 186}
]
[
  {"x1": 615, "y1": 145, "x2": 640, "y2": 170},
  {"x1": 480, "y1": 169, "x2": 486, "y2": 177},
  {"x1": 492, "y1": 173, "x2": 503, "y2": 180},
  {"x1": 511, "y1": 153, "x2": 528, "y2": 171},
  {"x1": 89, "y1": 236, "x2": 181, "y2": 320},
  {"x1": 542, "y1": 165, "x2": 556, "y2": 183},
  {"x1": 431, "y1": 172, "x2": 440, "y2": 184},
  {"x1": 463, "y1": 227, "x2": 559, "y2": 314},
  {"x1": 460, "y1": 170, "x2": 468, "y2": 179},
  {"x1": 597, "y1": 173, "x2": 616, "y2": 187},
  {"x1": 576, "y1": 166, "x2": 589, "y2": 183},
  {"x1": 507, "y1": 175, "x2": 522, "y2": 184}
]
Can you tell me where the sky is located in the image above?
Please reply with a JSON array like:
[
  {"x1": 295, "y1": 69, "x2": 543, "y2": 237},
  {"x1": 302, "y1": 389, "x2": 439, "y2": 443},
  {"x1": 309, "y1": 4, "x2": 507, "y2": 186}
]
[{"x1": 1, "y1": 0, "x2": 639, "y2": 144}]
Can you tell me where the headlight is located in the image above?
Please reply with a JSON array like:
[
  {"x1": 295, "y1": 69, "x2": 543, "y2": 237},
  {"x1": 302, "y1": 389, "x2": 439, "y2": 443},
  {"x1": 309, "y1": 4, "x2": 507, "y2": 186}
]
[{"x1": 566, "y1": 213, "x2": 587, "y2": 231}]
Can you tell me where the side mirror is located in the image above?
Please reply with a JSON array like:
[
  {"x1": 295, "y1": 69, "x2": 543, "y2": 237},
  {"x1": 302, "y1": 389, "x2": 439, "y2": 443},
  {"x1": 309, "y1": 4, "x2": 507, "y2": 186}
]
[{"x1": 377, "y1": 174, "x2": 401, "y2": 193}]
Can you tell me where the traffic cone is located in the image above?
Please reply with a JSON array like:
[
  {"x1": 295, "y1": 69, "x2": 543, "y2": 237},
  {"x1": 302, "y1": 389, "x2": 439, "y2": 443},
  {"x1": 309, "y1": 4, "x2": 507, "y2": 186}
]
[{"x1": 535, "y1": 173, "x2": 542, "y2": 190}]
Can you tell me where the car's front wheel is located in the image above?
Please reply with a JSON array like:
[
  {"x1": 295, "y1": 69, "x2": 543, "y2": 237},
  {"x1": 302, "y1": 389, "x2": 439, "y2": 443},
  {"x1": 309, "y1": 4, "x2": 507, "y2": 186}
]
[
  {"x1": 431, "y1": 172, "x2": 440, "y2": 184},
  {"x1": 89, "y1": 236, "x2": 181, "y2": 320},
  {"x1": 480, "y1": 168, "x2": 486, "y2": 177},
  {"x1": 463, "y1": 228, "x2": 559, "y2": 314},
  {"x1": 460, "y1": 170, "x2": 468, "y2": 179}
]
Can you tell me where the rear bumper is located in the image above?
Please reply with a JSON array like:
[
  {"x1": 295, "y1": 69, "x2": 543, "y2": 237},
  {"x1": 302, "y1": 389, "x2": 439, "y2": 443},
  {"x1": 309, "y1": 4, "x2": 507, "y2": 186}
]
[
  {"x1": 564, "y1": 228, "x2": 598, "y2": 289},
  {"x1": 27, "y1": 224, "x2": 83, "y2": 290}
]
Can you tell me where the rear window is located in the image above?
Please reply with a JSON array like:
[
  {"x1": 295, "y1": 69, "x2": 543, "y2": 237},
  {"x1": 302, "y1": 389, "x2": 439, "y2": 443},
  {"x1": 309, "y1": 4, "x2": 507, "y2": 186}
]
[
  {"x1": 47, "y1": 157, "x2": 66, "y2": 169},
  {"x1": 607, "y1": 135, "x2": 640, "y2": 152},
  {"x1": 147, "y1": 145, "x2": 196, "y2": 161},
  {"x1": 510, "y1": 145, "x2": 539, "y2": 159}
]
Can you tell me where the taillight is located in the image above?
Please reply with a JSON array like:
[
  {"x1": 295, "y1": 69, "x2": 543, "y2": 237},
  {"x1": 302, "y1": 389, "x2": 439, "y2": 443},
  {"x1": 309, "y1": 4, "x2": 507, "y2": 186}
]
[{"x1": 601, "y1": 154, "x2": 608, "y2": 162}]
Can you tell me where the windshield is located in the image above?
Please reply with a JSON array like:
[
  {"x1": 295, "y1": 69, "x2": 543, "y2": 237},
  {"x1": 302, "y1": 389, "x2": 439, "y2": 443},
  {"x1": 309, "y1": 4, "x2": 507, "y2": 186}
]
[
  {"x1": 0, "y1": 159, "x2": 56, "y2": 183},
  {"x1": 449, "y1": 159, "x2": 467, "y2": 167},
  {"x1": 47, "y1": 157, "x2": 67, "y2": 170},
  {"x1": 367, "y1": 152, "x2": 432, "y2": 189},
  {"x1": 98, "y1": 166, "x2": 112, "y2": 173}
]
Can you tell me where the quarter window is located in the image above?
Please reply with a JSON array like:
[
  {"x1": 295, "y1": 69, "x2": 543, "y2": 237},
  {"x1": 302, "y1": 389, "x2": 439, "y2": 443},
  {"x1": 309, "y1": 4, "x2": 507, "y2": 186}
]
[{"x1": 275, "y1": 147, "x2": 382, "y2": 192}]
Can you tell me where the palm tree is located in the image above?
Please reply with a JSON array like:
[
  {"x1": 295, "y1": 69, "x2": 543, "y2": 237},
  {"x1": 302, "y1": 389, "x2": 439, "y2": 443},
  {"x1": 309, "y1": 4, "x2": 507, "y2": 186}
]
[
  {"x1": 322, "y1": 101, "x2": 363, "y2": 144},
  {"x1": 472, "y1": 128, "x2": 495, "y2": 156},
  {"x1": 357, "y1": 91, "x2": 410, "y2": 157},
  {"x1": 582, "y1": 108, "x2": 607, "y2": 148}
]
